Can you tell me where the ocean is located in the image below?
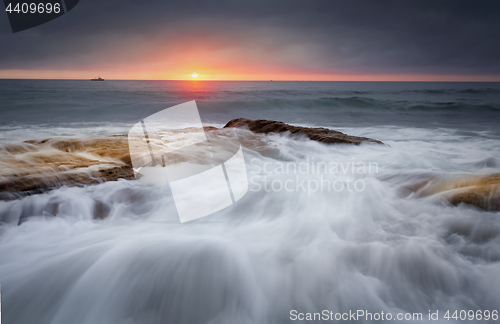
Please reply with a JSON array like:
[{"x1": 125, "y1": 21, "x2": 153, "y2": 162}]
[
  {"x1": 1, "y1": 80, "x2": 500, "y2": 140},
  {"x1": 1, "y1": 80, "x2": 500, "y2": 323}
]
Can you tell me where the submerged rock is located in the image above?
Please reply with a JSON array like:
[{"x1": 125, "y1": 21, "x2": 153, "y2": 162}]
[
  {"x1": 409, "y1": 174, "x2": 500, "y2": 211},
  {"x1": 0, "y1": 137, "x2": 135, "y2": 199},
  {"x1": 0, "y1": 119, "x2": 384, "y2": 199},
  {"x1": 224, "y1": 118, "x2": 384, "y2": 145}
]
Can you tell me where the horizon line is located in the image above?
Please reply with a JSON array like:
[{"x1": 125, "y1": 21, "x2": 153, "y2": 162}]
[{"x1": 1, "y1": 78, "x2": 500, "y2": 82}]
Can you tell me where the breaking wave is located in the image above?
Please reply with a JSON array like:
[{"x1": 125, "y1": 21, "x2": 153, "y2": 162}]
[
  {"x1": 1, "y1": 80, "x2": 500, "y2": 323},
  {"x1": 1, "y1": 124, "x2": 500, "y2": 323}
]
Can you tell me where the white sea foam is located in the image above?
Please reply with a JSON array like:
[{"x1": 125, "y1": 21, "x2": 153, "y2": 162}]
[
  {"x1": 1, "y1": 80, "x2": 500, "y2": 323},
  {"x1": 1, "y1": 124, "x2": 500, "y2": 323}
]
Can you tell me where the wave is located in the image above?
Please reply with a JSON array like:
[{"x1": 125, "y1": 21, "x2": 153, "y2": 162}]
[
  {"x1": 391, "y1": 88, "x2": 500, "y2": 95},
  {"x1": 200, "y1": 97, "x2": 500, "y2": 114},
  {"x1": 1, "y1": 126, "x2": 500, "y2": 323},
  {"x1": 0, "y1": 96, "x2": 498, "y2": 142}
]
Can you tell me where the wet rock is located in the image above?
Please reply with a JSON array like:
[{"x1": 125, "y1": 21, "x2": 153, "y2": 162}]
[
  {"x1": 0, "y1": 137, "x2": 136, "y2": 199},
  {"x1": 0, "y1": 120, "x2": 383, "y2": 199},
  {"x1": 94, "y1": 199, "x2": 111, "y2": 220},
  {"x1": 409, "y1": 174, "x2": 500, "y2": 211},
  {"x1": 224, "y1": 118, "x2": 384, "y2": 145}
]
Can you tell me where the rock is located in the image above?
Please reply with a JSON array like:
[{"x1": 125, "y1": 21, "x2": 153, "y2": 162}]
[
  {"x1": 92, "y1": 165, "x2": 135, "y2": 182},
  {"x1": 409, "y1": 174, "x2": 500, "y2": 211},
  {"x1": 0, "y1": 137, "x2": 135, "y2": 199},
  {"x1": 224, "y1": 118, "x2": 383, "y2": 145},
  {"x1": 0, "y1": 120, "x2": 383, "y2": 199},
  {"x1": 0, "y1": 127, "x2": 219, "y2": 199},
  {"x1": 94, "y1": 199, "x2": 111, "y2": 220}
]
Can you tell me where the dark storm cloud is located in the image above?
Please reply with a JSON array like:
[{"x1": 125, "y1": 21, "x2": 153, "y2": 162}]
[{"x1": 0, "y1": 0, "x2": 499, "y2": 76}]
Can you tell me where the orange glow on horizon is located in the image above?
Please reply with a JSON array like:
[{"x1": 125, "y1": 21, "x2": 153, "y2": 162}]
[
  {"x1": 1, "y1": 69, "x2": 500, "y2": 82},
  {"x1": 2, "y1": 34, "x2": 500, "y2": 82}
]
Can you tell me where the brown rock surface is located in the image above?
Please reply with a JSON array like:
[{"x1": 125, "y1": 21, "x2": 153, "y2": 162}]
[
  {"x1": 224, "y1": 118, "x2": 384, "y2": 145},
  {"x1": 0, "y1": 137, "x2": 134, "y2": 199},
  {"x1": 0, "y1": 120, "x2": 384, "y2": 198},
  {"x1": 409, "y1": 174, "x2": 500, "y2": 211},
  {"x1": 0, "y1": 127, "x2": 220, "y2": 198}
]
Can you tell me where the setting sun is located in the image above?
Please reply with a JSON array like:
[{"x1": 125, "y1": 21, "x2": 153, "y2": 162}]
[{"x1": 191, "y1": 72, "x2": 199, "y2": 79}]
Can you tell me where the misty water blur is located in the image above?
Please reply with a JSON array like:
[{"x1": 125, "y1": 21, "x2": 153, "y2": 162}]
[{"x1": 0, "y1": 81, "x2": 500, "y2": 323}]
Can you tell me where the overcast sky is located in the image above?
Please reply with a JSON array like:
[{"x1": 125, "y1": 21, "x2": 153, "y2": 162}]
[{"x1": 1, "y1": 0, "x2": 499, "y2": 80}]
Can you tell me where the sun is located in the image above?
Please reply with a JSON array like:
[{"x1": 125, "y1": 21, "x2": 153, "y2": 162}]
[{"x1": 191, "y1": 72, "x2": 199, "y2": 79}]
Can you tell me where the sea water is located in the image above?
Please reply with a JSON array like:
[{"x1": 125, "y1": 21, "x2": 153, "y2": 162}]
[{"x1": 0, "y1": 80, "x2": 500, "y2": 323}]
